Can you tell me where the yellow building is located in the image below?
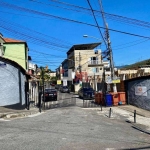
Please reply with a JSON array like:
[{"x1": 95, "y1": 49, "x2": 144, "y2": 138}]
[{"x1": 3, "y1": 37, "x2": 29, "y2": 70}]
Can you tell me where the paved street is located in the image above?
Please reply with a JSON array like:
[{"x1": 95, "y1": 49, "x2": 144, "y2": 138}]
[{"x1": 0, "y1": 93, "x2": 150, "y2": 150}]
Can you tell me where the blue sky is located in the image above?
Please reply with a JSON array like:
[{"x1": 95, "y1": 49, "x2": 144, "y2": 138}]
[{"x1": 0, "y1": 0, "x2": 150, "y2": 71}]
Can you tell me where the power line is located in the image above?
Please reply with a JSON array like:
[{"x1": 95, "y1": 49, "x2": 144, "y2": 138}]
[
  {"x1": 1, "y1": 10, "x2": 149, "y2": 51},
  {"x1": 1, "y1": 1, "x2": 149, "y2": 39},
  {"x1": 48, "y1": 0, "x2": 150, "y2": 28},
  {"x1": 86, "y1": 0, "x2": 107, "y2": 47},
  {"x1": 1, "y1": 11, "x2": 149, "y2": 52},
  {"x1": 0, "y1": 22, "x2": 69, "y2": 52}
]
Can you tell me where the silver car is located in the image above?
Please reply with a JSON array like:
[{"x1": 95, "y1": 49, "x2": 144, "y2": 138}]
[{"x1": 60, "y1": 86, "x2": 70, "y2": 93}]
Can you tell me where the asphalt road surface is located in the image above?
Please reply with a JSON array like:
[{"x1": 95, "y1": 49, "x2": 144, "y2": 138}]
[{"x1": 0, "y1": 93, "x2": 150, "y2": 150}]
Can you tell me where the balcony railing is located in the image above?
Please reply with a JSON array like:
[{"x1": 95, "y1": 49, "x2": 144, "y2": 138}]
[{"x1": 88, "y1": 60, "x2": 101, "y2": 65}]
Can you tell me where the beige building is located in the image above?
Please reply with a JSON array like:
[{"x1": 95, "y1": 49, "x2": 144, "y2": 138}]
[
  {"x1": 49, "y1": 72, "x2": 56, "y2": 77},
  {"x1": 67, "y1": 43, "x2": 106, "y2": 92},
  {"x1": 117, "y1": 65, "x2": 150, "y2": 81}
]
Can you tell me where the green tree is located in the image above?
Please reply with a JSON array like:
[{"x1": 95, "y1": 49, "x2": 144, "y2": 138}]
[
  {"x1": 39, "y1": 66, "x2": 51, "y2": 85},
  {"x1": 50, "y1": 76, "x2": 57, "y2": 84}
]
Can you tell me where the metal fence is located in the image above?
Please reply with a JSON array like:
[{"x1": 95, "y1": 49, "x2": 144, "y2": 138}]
[{"x1": 40, "y1": 96, "x2": 76, "y2": 110}]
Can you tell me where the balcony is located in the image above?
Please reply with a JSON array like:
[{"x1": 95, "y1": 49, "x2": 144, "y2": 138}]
[{"x1": 88, "y1": 60, "x2": 103, "y2": 66}]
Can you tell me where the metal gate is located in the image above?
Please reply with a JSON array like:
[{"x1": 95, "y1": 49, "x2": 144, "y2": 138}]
[
  {"x1": 41, "y1": 97, "x2": 76, "y2": 110},
  {"x1": 28, "y1": 88, "x2": 102, "y2": 112},
  {"x1": 38, "y1": 92, "x2": 76, "y2": 111}
]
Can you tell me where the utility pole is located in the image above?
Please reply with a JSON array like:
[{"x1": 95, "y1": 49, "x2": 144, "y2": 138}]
[
  {"x1": 79, "y1": 52, "x2": 82, "y2": 79},
  {"x1": 78, "y1": 52, "x2": 83, "y2": 87},
  {"x1": 42, "y1": 68, "x2": 45, "y2": 110},
  {"x1": 99, "y1": 0, "x2": 117, "y2": 92},
  {"x1": 105, "y1": 24, "x2": 115, "y2": 80}
]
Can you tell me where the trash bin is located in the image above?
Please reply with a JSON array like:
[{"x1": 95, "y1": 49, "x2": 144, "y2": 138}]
[
  {"x1": 105, "y1": 94, "x2": 113, "y2": 106},
  {"x1": 99, "y1": 93, "x2": 104, "y2": 105},
  {"x1": 111, "y1": 92, "x2": 119, "y2": 106},
  {"x1": 118, "y1": 92, "x2": 126, "y2": 105},
  {"x1": 97, "y1": 93, "x2": 101, "y2": 104},
  {"x1": 95, "y1": 93, "x2": 98, "y2": 104}
]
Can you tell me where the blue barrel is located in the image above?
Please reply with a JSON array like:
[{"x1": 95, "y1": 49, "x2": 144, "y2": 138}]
[{"x1": 105, "y1": 94, "x2": 113, "y2": 106}]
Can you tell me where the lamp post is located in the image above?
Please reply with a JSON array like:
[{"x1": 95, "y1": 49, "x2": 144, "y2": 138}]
[{"x1": 83, "y1": 35, "x2": 102, "y2": 42}]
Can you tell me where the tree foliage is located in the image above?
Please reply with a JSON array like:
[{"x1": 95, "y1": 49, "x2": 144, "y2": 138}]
[{"x1": 121, "y1": 59, "x2": 150, "y2": 69}]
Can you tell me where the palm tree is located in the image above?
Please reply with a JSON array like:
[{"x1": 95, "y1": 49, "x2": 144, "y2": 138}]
[{"x1": 39, "y1": 67, "x2": 51, "y2": 85}]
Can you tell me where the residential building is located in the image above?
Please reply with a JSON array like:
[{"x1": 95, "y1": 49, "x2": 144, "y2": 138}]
[
  {"x1": 3, "y1": 37, "x2": 29, "y2": 70},
  {"x1": 49, "y1": 72, "x2": 56, "y2": 77},
  {"x1": 66, "y1": 43, "x2": 105, "y2": 92},
  {"x1": 56, "y1": 65, "x2": 63, "y2": 80},
  {"x1": 61, "y1": 59, "x2": 75, "y2": 90},
  {"x1": 118, "y1": 69, "x2": 138, "y2": 81},
  {"x1": 28, "y1": 61, "x2": 38, "y2": 75},
  {"x1": 137, "y1": 65, "x2": 150, "y2": 76}
]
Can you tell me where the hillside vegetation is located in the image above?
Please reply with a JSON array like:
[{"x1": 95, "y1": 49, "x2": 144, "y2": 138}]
[{"x1": 119, "y1": 59, "x2": 150, "y2": 69}]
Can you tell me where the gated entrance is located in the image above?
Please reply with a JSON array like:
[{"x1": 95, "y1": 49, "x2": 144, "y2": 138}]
[
  {"x1": 28, "y1": 88, "x2": 102, "y2": 112},
  {"x1": 41, "y1": 97, "x2": 76, "y2": 110},
  {"x1": 38, "y1": 92, "x2": 77, "y2": 111}
]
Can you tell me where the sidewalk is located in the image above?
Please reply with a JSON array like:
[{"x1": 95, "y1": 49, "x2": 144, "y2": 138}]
[
  {"x1": 0, "y1": 106, "x2": 40, "y2": 119},
  {"x1": 118, "y1": 105, "x2": 150, "y2": 133},
  {"x1": 118, "y1": 105, "x2": 150, "y2": 118},
  {"x1": 95, "y1": 104, "x2": 150, "y2": 134}
]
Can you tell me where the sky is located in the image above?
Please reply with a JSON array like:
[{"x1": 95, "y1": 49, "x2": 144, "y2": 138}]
[{"x1": 0, "y1": 0, "x2": 150, "y2": 71}]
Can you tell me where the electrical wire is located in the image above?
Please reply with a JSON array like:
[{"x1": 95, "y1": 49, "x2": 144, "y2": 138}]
[
  {"x1": 86, "y1": 0, "x2": 107, "y2": 47},
  {"x1": 0, "y1": 1, "x2": 149, "y2": 39},
  {"x1": 1, "y1": 9, "x2": 149, "y2": 52},
  {"x1": 0, "y1": 20, "x2": 70, "y2": 50},
  {"x1": 48, "y1": 0, "x2": 150, "y2": 29}
]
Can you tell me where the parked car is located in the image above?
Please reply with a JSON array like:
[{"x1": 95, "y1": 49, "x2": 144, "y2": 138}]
[
  {"x1": 59, "y1": 86, "x2": 70, "y2": 93},
  {"x1": 43, "y1": 88, "x2": 57, "y2": 101},
  {"x1": 55, "y1": 84, "x2": 61, "y2": 90},
  {"x1": 78, "y1": 87, "x2": 95, "y2": 99}
]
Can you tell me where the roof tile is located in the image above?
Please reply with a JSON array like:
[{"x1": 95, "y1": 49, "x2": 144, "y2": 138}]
[{"x1": 4, "y1": 38, "x2": 24, "y2": 43}]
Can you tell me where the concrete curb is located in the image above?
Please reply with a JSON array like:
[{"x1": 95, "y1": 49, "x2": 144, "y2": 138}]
[
  {"x1": 0, "y1": 110, "x2": 39, "y2": 119},
  {"x1": 131, "y1": 122, "x2": 150, "y2": 135}
]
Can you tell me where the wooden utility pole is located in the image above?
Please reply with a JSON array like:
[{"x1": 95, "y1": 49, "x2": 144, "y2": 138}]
[
  {"x1": 99, "y1": 0, "x2": 116, "y2": 92},
  {"x1": 42, "y1": 68, "x2": 45, "y2": 110},
  {"x1": 79, "y1": 52, "x2": 82, "y2": 82}
]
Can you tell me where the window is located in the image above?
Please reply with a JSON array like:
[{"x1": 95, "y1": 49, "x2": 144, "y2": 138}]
[
  {"x1": 95, "y1": 50, "x2": 98, "y2": 54},
  {"x1": 90, "y1": 57, "x2": 98, "y2": 64},
  {"x1": 96, "y1": 68, "x2": 99, "y2": 73},
  {"x1": 105, "y1": 68, "x2": 111, "y2": 71}
]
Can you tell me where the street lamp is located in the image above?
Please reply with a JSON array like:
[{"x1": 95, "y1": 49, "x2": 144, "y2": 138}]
[{"x1": 83, "y1": 35, "x2": 102, "y2": 42}]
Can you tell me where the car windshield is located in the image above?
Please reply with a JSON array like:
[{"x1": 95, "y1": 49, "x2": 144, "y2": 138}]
[
  {"x1": 83, "y1": 88, "x2": 93, "y2": 92},
  {"x1": 63, "y1": 86, "x2": 68, "y2": 89}
]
